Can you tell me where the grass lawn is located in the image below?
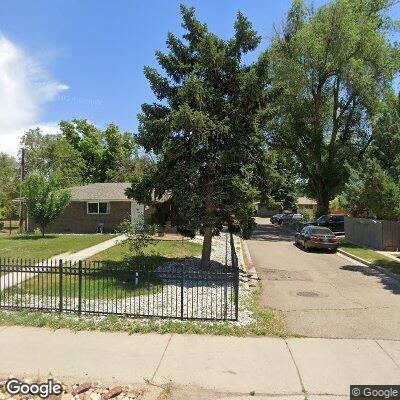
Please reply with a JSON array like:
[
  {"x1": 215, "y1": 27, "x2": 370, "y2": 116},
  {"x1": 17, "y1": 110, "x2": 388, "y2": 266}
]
[
  {"x1": 0, "y1": 240, "x2": 286, "y2": 336},
  {"x1": 88, "y1": 239, "x2": 203, "y2": 263},
  {"x1": 0, "y1": 234, "x2": 116, "y2": 260},
  {"x1": 340, "y1": 241, "x2": 400, "y2": 275},
  {"x1": 16, "y1": 239, "x2": 203, "y2": 300}
]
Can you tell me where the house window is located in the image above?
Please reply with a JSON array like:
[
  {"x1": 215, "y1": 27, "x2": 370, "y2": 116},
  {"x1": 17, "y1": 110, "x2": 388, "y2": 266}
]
[{"x1": 87, "y1": 202, "x2": 110, "y2": 214}]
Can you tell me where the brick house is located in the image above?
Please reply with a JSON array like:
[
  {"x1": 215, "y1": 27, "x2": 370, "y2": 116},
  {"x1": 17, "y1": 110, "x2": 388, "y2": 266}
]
[
  {"x1": 296, "y1": 197, "x2": 317, "y2": 215},
  {"x1": 28, "y1": 182, "x2": 145, "y2": 234}
]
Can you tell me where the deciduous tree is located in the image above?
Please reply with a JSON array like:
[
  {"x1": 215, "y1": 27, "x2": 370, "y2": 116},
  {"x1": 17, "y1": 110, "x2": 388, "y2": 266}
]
[
  {"x1": 0, "y1": 153, "x2": 18, "y2": 219},
  {"x1": 21, "y1": 128, "x2": 85, "y2": 187},
  {"x1": 24, "y1": 172, "x2": 72, "y2": 236},
  {"x1": 266, "y1": 0, "x2": 399, "y2": 216},
  {"x1": 59, "y1": 120, "x2": 138, "y2": 183}
]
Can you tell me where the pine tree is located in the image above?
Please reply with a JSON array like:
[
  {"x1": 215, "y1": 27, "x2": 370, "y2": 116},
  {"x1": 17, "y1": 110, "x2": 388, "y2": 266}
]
[{"x1": 127, "y1": 5, "x2": 272, "y2": 268}]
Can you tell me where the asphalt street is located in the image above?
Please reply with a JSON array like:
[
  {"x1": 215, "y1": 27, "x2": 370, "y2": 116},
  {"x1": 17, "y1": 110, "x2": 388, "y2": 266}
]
[{"x1": 245, "y1": 218, "x2": 400, "y2": 339}]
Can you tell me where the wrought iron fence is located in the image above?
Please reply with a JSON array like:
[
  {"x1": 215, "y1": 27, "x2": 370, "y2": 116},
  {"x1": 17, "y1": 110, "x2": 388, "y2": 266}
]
[{"x1": 0, "y1": 246, "x2": 239, "y2": 321}]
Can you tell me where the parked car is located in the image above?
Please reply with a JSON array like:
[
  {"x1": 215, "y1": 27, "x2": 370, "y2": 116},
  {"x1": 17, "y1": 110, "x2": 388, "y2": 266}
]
[
  {"x1": 271, "y1": 213, "x2": 284, "y2": 224},
  {"x1": 307, "y1": 214, "x2": 345, "y2": 233},
  {"x1": 295, "y1": 226, "x2": 339, "y2": 252},
  {"x1": 280, "y1": 213, "x2": 294, "y2": 223},
  {"x1": 292, "y1": 213, "x2": 304, "y2": 221}
]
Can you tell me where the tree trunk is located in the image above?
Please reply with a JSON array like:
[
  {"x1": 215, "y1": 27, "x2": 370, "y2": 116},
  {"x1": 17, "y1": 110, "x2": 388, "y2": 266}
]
[
  {"x1": 41, "y1": 225, "x2": 45, "y2": 237},
  {"x1": 316, "y1": 196, "x2": 330, "y2": 217},
  {"x1": 200, "y1": 227, "x2": 213, "y2": 269}
]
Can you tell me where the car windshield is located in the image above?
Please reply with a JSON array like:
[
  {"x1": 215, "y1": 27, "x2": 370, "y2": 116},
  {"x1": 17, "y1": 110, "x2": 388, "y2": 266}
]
[
  {"x1": 311, "y1": 227, "x2": 334, "y2": 235},
  {"x1": 316, "y1": 215, "x2": 329, "y2": 223}
]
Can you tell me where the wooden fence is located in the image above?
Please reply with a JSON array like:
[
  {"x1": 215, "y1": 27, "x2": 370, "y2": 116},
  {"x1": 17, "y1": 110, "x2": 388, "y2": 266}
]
[{"x1": 344, "y1": 217, "x2": 400, "y2": 251}]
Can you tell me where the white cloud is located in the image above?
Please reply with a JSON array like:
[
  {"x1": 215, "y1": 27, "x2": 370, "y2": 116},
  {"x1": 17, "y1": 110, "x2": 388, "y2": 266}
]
[
  {"x1": 2, "y1": 123, "x2": 60, "y2": 156},
  {"x1": 0, "y1": 34, "x2": 68, "y2": 156}
]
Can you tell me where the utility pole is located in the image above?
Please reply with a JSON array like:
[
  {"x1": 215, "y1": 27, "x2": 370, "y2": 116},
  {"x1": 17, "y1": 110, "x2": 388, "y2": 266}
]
[{"x1": 19, "y1": 147, "x2": 25, "y2": 234}]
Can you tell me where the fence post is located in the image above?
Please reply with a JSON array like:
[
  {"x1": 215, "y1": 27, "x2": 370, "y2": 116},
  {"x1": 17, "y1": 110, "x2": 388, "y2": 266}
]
[
  {"x1": 234, "y1": 265, "x2": 239, "y2": 321},
  {"x1": 225, "y1": 230, "x2": 228, "y2": 267},
  {"x1": 59, "y1": 259, "x2": 63, "y2": 313},
  {"x1": 230, "y1": 233, "x2": 239, "y2": 321},
  {"x1": 180, "y1": 263, "x2": 184, "y2": 320},
  {"x1": 223, "y1": 268, "x2": 228, "y2": 321},
  {"x1": 78, "y1": 260, "x2": 83, "y2": 315}
]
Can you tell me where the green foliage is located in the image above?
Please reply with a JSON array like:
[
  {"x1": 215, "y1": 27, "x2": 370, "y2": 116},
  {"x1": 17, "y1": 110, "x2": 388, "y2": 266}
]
[
  {"x1": 23, "y1": 172, "x2": 72, "y2": 236},
  {"x1": 21, "y1": 128, "x2": 85, "y2": 187},
  {"x1": 341, "y1": 160, "x2": 400, "y2": 220},
  {"x1": 0, "y1": 153, "x2": 18, "y2": 218},
  {"x1": 117, "y1": 218, "x2": 157, "y2": 257},
  {"x1": 267, "y1": 0, "x2": 400, "y2": 216},
  {"x1": 370, "y1": 92, "x2": 400, "y2": 184},
  {"x1": 59, "y1": 120, "x2": 138, "y2": 183},
  {"x1": 261, "y1": 153, "x2": 297, "y2": 211},
  {"x1": 127, "y1": 5, "x2": 274, "y2": 265},
  {"x1": 302, "y1": 208, "x2": 314, "y2": 222},
  {"x1": 330, "y1": 196, "x2": 347, "y2": 212}
]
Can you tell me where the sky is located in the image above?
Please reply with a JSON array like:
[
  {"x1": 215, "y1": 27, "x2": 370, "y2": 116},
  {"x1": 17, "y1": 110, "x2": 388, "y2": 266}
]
[{"x1": 0, "y1": 0, "x2": 399, "y2": 156}]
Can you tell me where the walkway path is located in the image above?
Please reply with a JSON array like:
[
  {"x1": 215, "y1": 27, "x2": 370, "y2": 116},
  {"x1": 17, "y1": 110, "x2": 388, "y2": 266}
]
[
  {"x1": 0, "y1": 235, "x2": 125, "y2": 291},
  {"x1": 0, "y1": 326, "x2": 399, "y2": 398}
]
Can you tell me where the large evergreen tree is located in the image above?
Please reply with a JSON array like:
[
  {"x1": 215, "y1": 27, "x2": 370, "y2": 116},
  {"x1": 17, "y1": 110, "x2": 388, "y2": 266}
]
[
  {"x1": 127, "y1": 5, "x2": 273, "y2": 268},
  {"x1": 266, "y1": 0, "x2": 399, "y2": 216}
]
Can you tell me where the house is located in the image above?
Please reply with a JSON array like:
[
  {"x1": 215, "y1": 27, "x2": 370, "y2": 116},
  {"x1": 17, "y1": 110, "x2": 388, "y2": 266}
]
[
  {"x1": 254, "y1": 202, "x2": 280, "y2": 217},
  {"x1": 28, "y1": 182, "x2": 145, "y2": 234},
  {"x1": 296, "y1": 197, "x2": 317, "y2": 214}
]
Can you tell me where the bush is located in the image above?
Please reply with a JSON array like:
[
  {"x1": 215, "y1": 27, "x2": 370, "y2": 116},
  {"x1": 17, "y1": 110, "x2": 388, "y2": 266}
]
[
  {"x1": 302, "y1": 209, "x2": 314, "y2": 222},
  {"x1": 341, "y1": 160, "x2": 400, "y2": 220},
  {"x1": 117, "y1": 217, "x2": 157, "y2": 257}
]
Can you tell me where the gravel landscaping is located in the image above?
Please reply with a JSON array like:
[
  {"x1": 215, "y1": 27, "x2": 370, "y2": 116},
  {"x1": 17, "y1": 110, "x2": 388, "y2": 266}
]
[{"x1": 0, "y1": 233, "x2": 255, "y2": 326}]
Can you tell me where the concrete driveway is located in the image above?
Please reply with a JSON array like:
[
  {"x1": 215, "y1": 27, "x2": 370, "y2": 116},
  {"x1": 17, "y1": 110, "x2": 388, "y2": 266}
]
[{"x1": 245, "y1": 218, "x2": 400, "y2": 339}]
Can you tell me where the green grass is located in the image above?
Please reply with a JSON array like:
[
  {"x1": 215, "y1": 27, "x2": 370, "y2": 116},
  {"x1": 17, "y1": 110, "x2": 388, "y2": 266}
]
[
  {"x1": 0, "y1": 234, "x2": 115, "y2": 260},
  {"x1": 17, "y1": 239, "x2": 203, "y2": 299},
  {"x1": 88, "y1": 239, "x2": 202, "y2": 263},
  {"x1": 0, "y1": 240, "x2": 286, "y2": 336},
  {"x1": 0, "y1": 287, "x2": 287, "y2": 337},
  {"x1": 340, "y1": 241, "x2": 400, "y2": 275}
]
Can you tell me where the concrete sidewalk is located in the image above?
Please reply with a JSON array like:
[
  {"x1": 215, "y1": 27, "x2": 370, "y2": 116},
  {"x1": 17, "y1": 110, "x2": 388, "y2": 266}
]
[
  {"x1": 0, "y1": 235, "x2": 125, "y2": 291},
  {"x1": 0, "y1": 326, "x2": 399, "y2": 399}
]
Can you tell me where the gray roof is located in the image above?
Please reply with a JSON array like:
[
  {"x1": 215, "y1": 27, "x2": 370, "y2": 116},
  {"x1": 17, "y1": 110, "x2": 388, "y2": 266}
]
[{"x1": 71, "y1": 182, "x2": 132, "y2": 201}]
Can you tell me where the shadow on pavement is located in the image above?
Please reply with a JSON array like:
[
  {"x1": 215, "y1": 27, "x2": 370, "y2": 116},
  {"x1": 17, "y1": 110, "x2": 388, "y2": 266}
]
[
  {"x1": 340, "y1": 264, "x2": 400, "y2": 295},
  {"x1": 292, "y1": 242, "x2": 337, "y2": 254},
  {"x1": 250, "y1": 221, "x2": 295, "y2": 242}
]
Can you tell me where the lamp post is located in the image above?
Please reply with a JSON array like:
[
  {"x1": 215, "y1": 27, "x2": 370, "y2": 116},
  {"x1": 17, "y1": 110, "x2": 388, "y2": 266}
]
[{"x1": 18, "y1": 148, "x2": 25, "y2": 234}]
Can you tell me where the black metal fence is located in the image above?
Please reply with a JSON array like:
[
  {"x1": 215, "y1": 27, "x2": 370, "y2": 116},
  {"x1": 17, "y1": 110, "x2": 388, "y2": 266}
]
[{"x1": 0, "y1": 237, "x2": 239, "y2": 321}]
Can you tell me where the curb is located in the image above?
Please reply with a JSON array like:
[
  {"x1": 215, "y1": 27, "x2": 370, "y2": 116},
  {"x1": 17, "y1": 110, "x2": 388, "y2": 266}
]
[
  {"x1": 240, "y1": 239, "x2": 260, "y2": 286},
  {"x1": 337, "y1": 249, "x2": 400, "y2": 284}
]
